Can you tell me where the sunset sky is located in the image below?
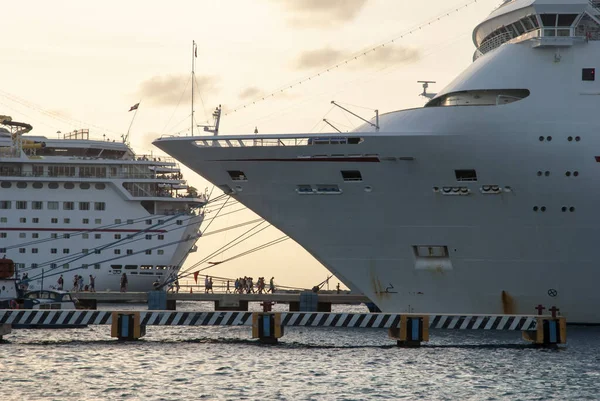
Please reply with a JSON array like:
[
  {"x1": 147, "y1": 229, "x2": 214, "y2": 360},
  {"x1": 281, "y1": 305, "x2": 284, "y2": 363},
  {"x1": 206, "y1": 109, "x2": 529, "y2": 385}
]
[{"x1": 2, "y1": 0, "x2": 500, "y2": 289}]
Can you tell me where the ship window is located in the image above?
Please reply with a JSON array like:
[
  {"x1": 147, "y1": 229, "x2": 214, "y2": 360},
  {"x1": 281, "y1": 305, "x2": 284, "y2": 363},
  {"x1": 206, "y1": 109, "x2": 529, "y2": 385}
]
[
  {"x1": 63, "y1": 201, "x2": 74, "y2": 210},
  {"x1": 95, "y1": 219, "x2": 102, "y2": 224},
  {"x1": 0, "y1": 182, "x2": 11, "y2": 188},
  {"x1": 80, "y1": 183, "x2": 90, "y2": 189},
  {"x1": 111, "y1": 265, "x2": 122, "y2": 270},
  {"x1": 413, "y1": 245, "x2": 449, "y2": 258},
  {"x1": 48, "y1": 201, "x2": 58, "y2": 210},
  {"x1": 94, "y1": 202, "x2": 106, "y2": 211},
  {"x1": 145, "y1": 250, "x2": 152, "y2": 255},
  {"x1": 64, "y1": 182, "x2": 75, "y2": 189},
  {"x1": 0, "y1": 201, "x2": 11, "y2": 209},
  {"x1": 455, "y1": 169, "x2": 478, "y2": 182},
  {"x1": 228, "y1": 170, "x2": 247, "y2": 181},
  {"x1": 16, "y1": 182, "x2": 27, "y2": 189},
  {"x1": 341, "y1": 170, "x2": 363, "y2": 182},
  {"x1": 79, "y1": 202, "x2": 90, "y2": 211},
  {"x1": 127, "y1": 249, "x2": 133, "y2": 255},
  {"x1": 82, "y1": 233, "x2": 89, "y2": 239},
  {"x1": 94, "y1": 264, "x2": 101, "y2": 269},
  {"x1": 426, "y1": 89, "x2": 530, "y2": 107},
  {"x1": 557, "y1": 14, "x2": 578, "y2": 27},
  {"x1": 51, "y1": 218, "x2": 58, "y2": 224},
  {"x1": 16, "y1": 201, "x2": 27, "y2": 209},
  {"x1": 48, "y1": 182, "x2": 59, "y2": 189},
  {"x1": 95, "y1": 183, "x2": 106, "y2": 190},
  {"x1": 32, "y1": 218, "x2": 39, "y2": 223},
  {"x1": 583, "y1": 68, "x2": 595, "y2": 81},
  {"x1": 114, "y1": 249, "x2": 121, "y2": 255},
  {"x1": 125, "y1": 265, "x2": 137, "y2": 269},
  {"x1": 32, "y1": 182, "x2": 43, "y2": 189},
  {"x1": 51, "y1": 248, "x2": 57, "y2": 254},
  {"x1": 19, "y1": 217, "x2": 26, "y2": 223},
  {"x1": 32, "y1": 201, "x2": 43, "y2": 210},
  {"x1": 316, "y1": 184, "x2": 342, "y2": 194},
  {"x1": 31, "y1": 233, "x2": 38, "y2": 238},
  {"x1": 296, "y1": 185, "x2": 313, "y2": 194},
  {"x1": 540, "y1": 14, "x2": 557, "y2": 27},
  {"x1": 114, "y1": 234, "x2": 121, "y2": 239},
  {"x1": 522, "y1": 17, "x2": 534, "y2": 31}
]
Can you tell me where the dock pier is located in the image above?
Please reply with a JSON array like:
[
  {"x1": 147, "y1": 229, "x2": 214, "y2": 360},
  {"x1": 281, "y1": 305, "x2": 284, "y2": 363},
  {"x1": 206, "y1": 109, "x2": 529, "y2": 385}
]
[
  {"x1": 74, "y1": 291, "x2": 369, "y2": 312},
  {"x1": 0, "y1": 309, "x2": 567, "y2": 347}
]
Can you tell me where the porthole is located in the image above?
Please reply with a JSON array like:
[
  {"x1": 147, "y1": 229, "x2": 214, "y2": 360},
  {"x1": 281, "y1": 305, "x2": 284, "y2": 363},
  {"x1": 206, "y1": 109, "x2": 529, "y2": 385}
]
[
  {"x1": 566, "y1": 171, "x2": 571, "y2": 177},
  {"x1": 48, "y1": 182, "x2": 59, "y2": 189},
  {"x1": 533, "y1": 206, "x2": 539, "y2": 212},
  {"x1": 568, "y1": 136, "x2": 573, "y2": 142},
  {"x1": 432, "y1": 187, "x2": 439, "y2": 192},
  {"x1": 575, "y1": 136, "x2": 581, "y2": 142},
  {"x1": 547, "y1": 136, "x2": 552, "y2": 142},
  {"x1": 574, "y1": 171, "x2": 579, "y2": 177},
  {"x1": 569, "y1": 207, "x2": 575, "y2": 212},
  {"x1": 95, "y1": 183, "x2": 106, "y2": 190},
  {"x1": 16, "y1": 182, "x2": 27, "y2": 189},
  {"x1": 544, "y1": 171, "x2": 550, "y2": 177},
  {"x1": 561, "y1": 206, "x2": 567, "y2": 212},
  {"x1": 537, "y1": 171, "x2": 542, "y2": 176},
  {"x1": 80, "y1": 183, "x2": 90, "y2": 189},
  {"x1": 364, "y1": 186, "x2": 373, "y2": 193},
  {"x1": 32, "y1": 182, "x2": 43, "y2": 189},
  {"x1": 0, "y1": 182, "x2": 11, "y2": 188},
  {"x1": 64, "y1": 182, "x2": 75, "y2": 189},
  {"x1": 541, "y1": 206, "x2": 547, "y2": 212},
  {"x1": 539, "y1": 136, "x2": 544, "y2": 142}
]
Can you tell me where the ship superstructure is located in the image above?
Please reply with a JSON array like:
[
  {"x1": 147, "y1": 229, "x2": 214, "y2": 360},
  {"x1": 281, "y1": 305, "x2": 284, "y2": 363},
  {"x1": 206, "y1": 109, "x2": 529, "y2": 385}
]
[
  {"x1": 154, "y1": 0, "x2": 600, "y2": 322},
  {"x1": 0, "y1": 116, "x2": 206, "y2": 292}
]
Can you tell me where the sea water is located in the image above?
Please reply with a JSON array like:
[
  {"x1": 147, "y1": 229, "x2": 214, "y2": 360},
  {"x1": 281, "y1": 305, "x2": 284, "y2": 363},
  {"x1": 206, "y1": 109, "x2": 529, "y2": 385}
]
[{"x1": 2, "y1": 302, "x2": 600, "y2": 400}]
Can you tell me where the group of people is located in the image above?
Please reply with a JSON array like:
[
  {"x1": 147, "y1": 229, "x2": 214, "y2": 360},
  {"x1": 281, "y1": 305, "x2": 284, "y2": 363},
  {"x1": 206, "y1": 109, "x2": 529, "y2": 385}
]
[
  {"x1": 232, "y1": 276, "x2": 275, "y2": 294},
  {"x1": 57, "y1": 274, "x2": 95, "y2": 292}
]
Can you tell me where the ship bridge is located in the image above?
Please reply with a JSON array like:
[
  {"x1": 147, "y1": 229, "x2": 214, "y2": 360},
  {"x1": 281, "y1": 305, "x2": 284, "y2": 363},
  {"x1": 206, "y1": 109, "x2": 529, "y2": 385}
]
[{"x1": 472, "y1": 0, "x2": 600, "y2": 60}]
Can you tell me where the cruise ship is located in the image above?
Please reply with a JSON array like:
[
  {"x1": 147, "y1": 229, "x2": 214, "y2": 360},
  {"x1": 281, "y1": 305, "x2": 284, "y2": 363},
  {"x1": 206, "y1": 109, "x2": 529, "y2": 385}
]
[
  {"x1": 154, "y1": 0, "x2": 600, "y2": 323},
  {"x1": 0, "y1": 116, "x2": 206, "y2": 292}
]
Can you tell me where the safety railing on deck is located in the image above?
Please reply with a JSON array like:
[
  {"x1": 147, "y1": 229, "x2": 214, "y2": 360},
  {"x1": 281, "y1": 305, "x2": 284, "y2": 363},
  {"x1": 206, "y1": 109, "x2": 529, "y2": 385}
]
[{"x1": 194, "y1": 135, "x2": 363, "y2": 148}]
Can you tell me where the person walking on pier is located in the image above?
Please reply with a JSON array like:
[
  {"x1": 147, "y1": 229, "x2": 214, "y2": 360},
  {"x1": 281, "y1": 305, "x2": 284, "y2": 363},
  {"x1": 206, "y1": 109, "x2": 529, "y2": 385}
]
[
  {"x1": 57, "y1": 275, "x2": 64, "y2": 291},
  {"x1": 89, "y1": 275, "x2": 96, "y2": 292},
  {"x1": 72, "y1": 275, "x2": 79, "y2": 292},
  {"x1": 78, "y1": 275, "x2": 84, "y2": 292},
  {"x1": 204, "y1": 275, "x2": 210, "y2": 294},
  {"x1": 269, "y1": 277, "x2": 275, "y2": 293},
  {"x1": 226, "y1": 280, "x2": 231, "y2": 294},
  {"x1": 120, "y1": 273, "x2": 128, "y2": 292}
]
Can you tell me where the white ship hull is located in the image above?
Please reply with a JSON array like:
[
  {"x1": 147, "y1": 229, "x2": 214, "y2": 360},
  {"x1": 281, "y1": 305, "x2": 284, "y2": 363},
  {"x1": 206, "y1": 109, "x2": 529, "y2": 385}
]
[{"x1": 155, "y1": 2, "x2": 600, "y2": 322}]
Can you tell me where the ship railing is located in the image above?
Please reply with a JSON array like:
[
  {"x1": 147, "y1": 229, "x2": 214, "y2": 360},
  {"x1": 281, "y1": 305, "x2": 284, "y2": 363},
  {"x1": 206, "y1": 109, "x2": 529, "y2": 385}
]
[
  {"x1": 194, "y1": 135, "x2": 363, "y2": 148},
  {"x1": 131, "y1": 154, "x2": 179, "y2": 165},
  {"x1": 474, "y1": 25, "x2": 599, "y2": 61},
  {"x1": 0, "y1": 171, "x2": 187, "y2": 181}
]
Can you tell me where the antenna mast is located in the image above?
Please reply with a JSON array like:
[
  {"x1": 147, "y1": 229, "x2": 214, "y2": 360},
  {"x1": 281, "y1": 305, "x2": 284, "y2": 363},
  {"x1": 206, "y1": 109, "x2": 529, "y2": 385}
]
[{"x1": 191, "y1": 40, "x2": 196, "y2": 136}]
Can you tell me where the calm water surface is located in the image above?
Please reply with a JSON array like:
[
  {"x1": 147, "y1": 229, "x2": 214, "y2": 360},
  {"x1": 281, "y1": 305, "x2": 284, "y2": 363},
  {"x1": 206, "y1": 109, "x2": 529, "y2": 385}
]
[{"x1": 1, "y1": 302, "x2": 599, "y2": 400}]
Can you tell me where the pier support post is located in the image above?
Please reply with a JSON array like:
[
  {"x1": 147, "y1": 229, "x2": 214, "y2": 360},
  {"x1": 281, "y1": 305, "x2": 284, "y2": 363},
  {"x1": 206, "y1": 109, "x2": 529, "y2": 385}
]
[
  {"x1": 522, "y1": 317, "x2": 566, "y2": 346},
  {"x1": 388, "y1": 315, "x2": 429, "y2": 347},
  {"x1": 0, "y1": 324, "x2": 11, "y2": 341},
  {"x1": 111, "y1": 312, "x2": 146, "y2": 341},
  {"x1": 252, "y1": 313, "x2": 283, "y2": 344},
  {"x1": 148, "y1": 290, "x2": 167, "y2": 310}
]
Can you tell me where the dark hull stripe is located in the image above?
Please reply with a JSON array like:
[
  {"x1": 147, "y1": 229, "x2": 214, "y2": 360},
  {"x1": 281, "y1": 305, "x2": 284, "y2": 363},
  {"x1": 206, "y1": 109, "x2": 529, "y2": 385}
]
[{"x1": 213, "y1": 157, "x2": 380, "y2": 163}]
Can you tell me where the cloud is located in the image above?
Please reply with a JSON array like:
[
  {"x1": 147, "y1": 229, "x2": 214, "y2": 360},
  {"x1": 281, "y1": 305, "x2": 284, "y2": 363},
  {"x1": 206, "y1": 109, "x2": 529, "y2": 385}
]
[
  {"x1": 295, "y1": 47, "x2": 345, "y2": 69},
  {"x1": 294, "y1": 45, "x2": 420, "y2": 70},
  {"x1": 275, "y1": 0, "x2": 368, "y2": 26},
  {"x1": 137, "y1": 74, "x2": 219, "y2": 106},
  {"x1": 238, "y1": 86, "x2": 265, "y2": 100}
]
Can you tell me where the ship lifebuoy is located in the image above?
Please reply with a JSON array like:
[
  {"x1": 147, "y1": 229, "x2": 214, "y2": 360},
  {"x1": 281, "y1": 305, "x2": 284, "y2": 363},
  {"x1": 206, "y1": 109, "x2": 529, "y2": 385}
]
[{"x1": 8, "y1": 299, "x2": 18, "y2": 309}]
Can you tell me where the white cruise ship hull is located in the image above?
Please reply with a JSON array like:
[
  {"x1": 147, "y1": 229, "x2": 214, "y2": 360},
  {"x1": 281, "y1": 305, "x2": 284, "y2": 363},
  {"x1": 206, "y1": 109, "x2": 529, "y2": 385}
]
[{"x1": 155, "y1": 4, "x2": 600, "y2": 322}]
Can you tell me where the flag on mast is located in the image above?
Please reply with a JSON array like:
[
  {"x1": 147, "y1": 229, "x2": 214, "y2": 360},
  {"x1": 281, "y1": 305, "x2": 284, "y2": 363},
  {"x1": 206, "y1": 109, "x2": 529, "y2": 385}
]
[{"x1": 129, "y1": 102, "x2": 140, "y2": 112}]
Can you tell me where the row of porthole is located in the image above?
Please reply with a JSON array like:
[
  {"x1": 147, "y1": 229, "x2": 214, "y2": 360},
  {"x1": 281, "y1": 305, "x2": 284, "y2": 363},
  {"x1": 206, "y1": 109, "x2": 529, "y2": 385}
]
[
  {"x1": 0, "y1": 182, "x2": 106, "y2": 190},
  {"x1": 533, "y1": 206, "x2": 576, "y2": 212},
  {"x1": 536, "y1": 171, "x2": 580, "y2": 177},
  {"x1": 538, "y1": 136, "x2": 581, "y2": 142}
]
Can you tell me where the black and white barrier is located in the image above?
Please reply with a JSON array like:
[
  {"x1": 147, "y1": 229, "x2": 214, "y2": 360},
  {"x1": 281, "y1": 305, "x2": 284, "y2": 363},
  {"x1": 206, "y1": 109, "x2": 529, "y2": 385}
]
[{"x1": 0, "y1": 310, "x2": 566, "y2": 346}]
